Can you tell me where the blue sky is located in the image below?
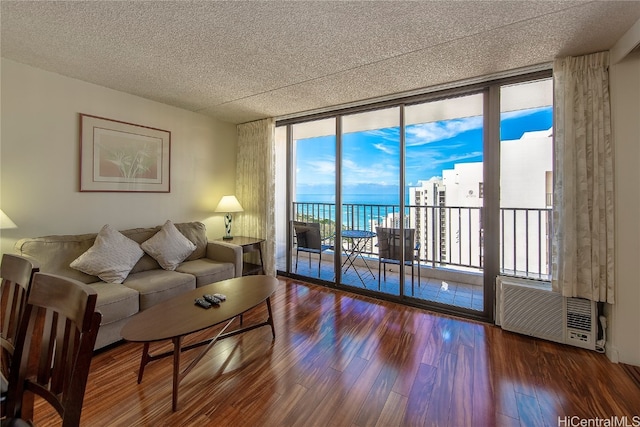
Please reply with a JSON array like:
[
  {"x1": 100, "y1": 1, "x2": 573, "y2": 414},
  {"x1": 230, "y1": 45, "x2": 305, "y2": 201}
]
[{"x1": 296, "y1": 106, "x2": 552, "y2": 196}]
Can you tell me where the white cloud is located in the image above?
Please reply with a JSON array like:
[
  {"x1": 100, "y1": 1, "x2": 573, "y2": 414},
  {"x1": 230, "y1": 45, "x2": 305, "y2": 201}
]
[
  {"x1": 307, "y1": 159, "x2": 335, "y2": 175},
  {"x1": 406, "y1": 116, "x2": 483, "y2": 147},
  {"x1": 431, "y1": 151, "x2": 483, "y2": 165},
  {"x1": 364, "y1": 128, "x2": 399, "y2": 143},
  {"x1": 373, "y1": 143, "x2": 396, "y2": 155},
  {"x1": 297, "y1": 158, "x2": 335, "y2": 185},
  {"x1": 342, "y1": 158, "x2": 398, "y2": 184}
]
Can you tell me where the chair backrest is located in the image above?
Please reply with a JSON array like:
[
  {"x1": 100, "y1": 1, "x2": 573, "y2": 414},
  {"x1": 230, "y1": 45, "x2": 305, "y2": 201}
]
[
  {"x1": 1, "y1": 255, "x2": 38, "y2": 374},
  {"x1": 293, "y1": 221, "x2": 323, "y2": 250},
  {"x1": 4, "y1": 272, "x2": 101, "y2": 427},
  {"x1": 376, "y1": 227, "x2": 416, "y2": 262}
]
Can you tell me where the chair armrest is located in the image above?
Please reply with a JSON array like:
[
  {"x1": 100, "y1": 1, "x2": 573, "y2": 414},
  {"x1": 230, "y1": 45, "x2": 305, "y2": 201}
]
[{"x1": 206, "y1": 241, "x2": 243, "y2": 278}]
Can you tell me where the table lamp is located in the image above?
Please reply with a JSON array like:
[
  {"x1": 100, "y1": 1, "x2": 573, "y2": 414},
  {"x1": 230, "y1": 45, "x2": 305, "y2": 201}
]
[
  {"x1": 215, "y1": 195, "x2": 243, "y2": 239},
  {"x1": 0, "y1": 209, "x2": 17, "y2": 229}
]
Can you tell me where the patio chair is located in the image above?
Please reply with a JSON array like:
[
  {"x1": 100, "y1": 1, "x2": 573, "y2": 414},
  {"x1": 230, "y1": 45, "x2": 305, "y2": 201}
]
[
  {"x1": 293, "y1": 221, "x2": 333, "y2": 277},
  {"x1": 376, "y1": 227, "x2": 421, "y2": 293},
  {"x1": 2, "y1": 272, "x2": 101, "y2": 427}
]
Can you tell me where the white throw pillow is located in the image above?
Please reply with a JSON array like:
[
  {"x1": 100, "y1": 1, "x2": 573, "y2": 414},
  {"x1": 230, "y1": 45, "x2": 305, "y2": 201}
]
[
  {"x1": 70, "y1": 224, "x2": 144, "y2": 284},
  {"x1": 141, "y1": 220, "x2": 196, "y2": 271}
]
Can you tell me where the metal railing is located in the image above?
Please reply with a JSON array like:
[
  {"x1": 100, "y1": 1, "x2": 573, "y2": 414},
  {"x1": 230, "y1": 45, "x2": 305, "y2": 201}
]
[{"x1": 292, "y1": 202, "x2": 552, "y2": 280}]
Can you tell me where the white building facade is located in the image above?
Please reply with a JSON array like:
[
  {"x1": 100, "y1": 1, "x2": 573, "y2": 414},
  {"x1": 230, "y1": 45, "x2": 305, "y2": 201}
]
[{"x1": 405, "y1": 128, "x2": 552, "y2": 278}]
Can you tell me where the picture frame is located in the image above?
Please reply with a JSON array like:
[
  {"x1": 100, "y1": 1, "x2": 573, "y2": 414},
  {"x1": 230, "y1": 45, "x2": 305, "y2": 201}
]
[{"x1": 79, "y1": 114, "x2": 171, "y2": 192}]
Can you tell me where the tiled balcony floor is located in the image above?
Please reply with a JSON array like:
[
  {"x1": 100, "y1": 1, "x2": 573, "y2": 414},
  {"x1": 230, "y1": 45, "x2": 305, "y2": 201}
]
[{"x1": 278, "y1": 253, "x2": 484, "y2": 312}]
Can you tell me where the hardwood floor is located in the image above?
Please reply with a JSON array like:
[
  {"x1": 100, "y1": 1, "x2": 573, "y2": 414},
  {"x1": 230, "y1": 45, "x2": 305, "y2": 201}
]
[{"x1": 29, "y1": 277, "x2": 640, "y2": 426}]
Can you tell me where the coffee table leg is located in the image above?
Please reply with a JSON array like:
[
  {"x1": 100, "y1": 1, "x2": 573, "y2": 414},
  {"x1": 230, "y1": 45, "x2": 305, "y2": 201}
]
[
  {"x1": 265, "y1": 297, "x2": 275, "y2": 339},
  {"x1": 137, "y1": 342, "x2": 150, "y2": 384},
  {"x1": 172, "y1": 336, "x2": 182, "y2": 411}
]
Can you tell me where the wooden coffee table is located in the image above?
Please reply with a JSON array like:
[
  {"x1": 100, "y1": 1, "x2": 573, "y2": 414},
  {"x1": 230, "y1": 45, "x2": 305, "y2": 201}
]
[{"x1": 121, "y1": 275, "x2": 278, "y2": 411}]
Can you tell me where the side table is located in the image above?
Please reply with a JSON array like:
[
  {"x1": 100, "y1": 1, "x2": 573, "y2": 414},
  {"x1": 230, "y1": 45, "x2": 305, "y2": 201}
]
[{"x1": 215, "y1": 236, "x2": 265, "y2": 276}]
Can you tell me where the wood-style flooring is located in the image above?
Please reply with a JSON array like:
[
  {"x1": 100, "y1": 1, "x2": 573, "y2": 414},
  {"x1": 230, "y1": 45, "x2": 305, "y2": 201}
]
[{"x1": 29, "y1": 277, "x2": 640, "y2": 426}]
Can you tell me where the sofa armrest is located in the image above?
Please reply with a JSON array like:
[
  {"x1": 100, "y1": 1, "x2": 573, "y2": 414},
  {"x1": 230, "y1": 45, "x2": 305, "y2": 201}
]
[{"x1": 206, "y1": 241, "x2": 243, "y2": 278}]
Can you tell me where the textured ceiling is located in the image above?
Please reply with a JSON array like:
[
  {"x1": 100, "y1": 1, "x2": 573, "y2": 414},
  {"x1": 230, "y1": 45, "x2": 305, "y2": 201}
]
[{"x1": 2, "y1": 1, "x2": 640, "y2": 124}]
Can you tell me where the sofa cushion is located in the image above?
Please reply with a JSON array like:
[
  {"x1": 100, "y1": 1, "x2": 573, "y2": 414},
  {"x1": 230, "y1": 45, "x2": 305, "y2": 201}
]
[
  {"x1": 176, "y1": 258, "x2": 235, "y2": 287},
  {"x1": 141, "y1": 220, "x2": 196, "y2": 271},
  {"x1": 70, "y1": 224, "x2": 144, "y2": 284},
  {"x1": 122, "y1": 269, "x2": 195, "y2": 310},
  {"x1": 86, "y1": 281, "x2": 139, "y2": 325}
]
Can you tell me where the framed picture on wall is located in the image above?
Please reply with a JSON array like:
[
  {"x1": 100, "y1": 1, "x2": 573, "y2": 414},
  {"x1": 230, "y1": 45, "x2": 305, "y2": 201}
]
[{"x1": 79, "y1": 114, "x2": 171, "y2": 192}]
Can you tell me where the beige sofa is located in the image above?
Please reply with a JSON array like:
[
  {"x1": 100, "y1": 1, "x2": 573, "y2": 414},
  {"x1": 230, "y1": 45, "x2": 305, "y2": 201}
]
[{"x1": 14, "y1": 222, "x2": 242, "y2": 349}]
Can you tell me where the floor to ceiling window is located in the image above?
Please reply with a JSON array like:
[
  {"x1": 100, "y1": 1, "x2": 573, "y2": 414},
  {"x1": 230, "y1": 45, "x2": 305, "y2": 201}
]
[
  {"x1": 286, "y1": 118, "x2": 337, "y2": 282},
  {"x1": 276, "y1": 71, "x2": 552, "y2": 322},
  {"x1": 499, "y1": 78, "x2": 553, "y2": 280}
]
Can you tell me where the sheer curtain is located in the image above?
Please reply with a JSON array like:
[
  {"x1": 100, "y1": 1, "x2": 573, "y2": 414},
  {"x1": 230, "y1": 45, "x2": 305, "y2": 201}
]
[
  {"x1": 235, "y1": 118, "x2": 276, "y2": 276},
  {"x1": 552, "y1": 51, "x2": 614, "y2": 303}
]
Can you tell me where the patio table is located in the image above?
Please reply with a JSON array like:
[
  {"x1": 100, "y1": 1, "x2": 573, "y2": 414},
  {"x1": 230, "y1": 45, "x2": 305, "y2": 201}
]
[{"x1": 341, "y1": 229, "x2": 376, "y2": 286}]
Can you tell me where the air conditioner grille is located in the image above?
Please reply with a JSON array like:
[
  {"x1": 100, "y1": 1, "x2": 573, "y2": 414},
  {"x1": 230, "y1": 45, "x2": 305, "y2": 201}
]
[
  {"x1": 566, "y1": 298, "x2": 593, "y2": 332},
  {"x1": 501, "y1": 284, "x2": 564, "y2": 341}
]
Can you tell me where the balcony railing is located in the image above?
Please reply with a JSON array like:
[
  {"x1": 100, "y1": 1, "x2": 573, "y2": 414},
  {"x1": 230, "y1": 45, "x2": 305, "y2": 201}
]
[{"x1": 293, "y1": 202, "x2": 552, "y2": 280}]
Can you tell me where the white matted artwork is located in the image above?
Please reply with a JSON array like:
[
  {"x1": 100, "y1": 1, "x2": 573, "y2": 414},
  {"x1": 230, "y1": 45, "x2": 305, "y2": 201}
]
[{"x1": 79, "y1": 114, "x2": 171, "y2": 192}]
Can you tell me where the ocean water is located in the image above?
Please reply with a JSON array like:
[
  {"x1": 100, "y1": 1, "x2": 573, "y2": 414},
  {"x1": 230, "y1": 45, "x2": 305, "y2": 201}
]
[
  {"x1": 295, "y1": 193, "x2": 410, "y2": 229},
  {"x1": 296, "y1": 193, "x2": 406, "y2": 205}
]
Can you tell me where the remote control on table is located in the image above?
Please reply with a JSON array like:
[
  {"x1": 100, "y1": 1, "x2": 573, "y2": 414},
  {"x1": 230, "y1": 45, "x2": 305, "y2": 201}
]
[
  {"x1": 195, "y1": 297, "x2": 212, "y2": 309},
  {"x1": 213, "y1": 293, "x2": 226, "y2": 301},
  {"x1": 203, "y1": 294, "x2": 221, "y2": 305}
]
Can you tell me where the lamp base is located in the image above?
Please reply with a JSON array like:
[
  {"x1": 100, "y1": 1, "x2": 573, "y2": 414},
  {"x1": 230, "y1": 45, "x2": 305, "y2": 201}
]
[{"x1": 223, "y1": 213, "x2": 234, "y2": 240}]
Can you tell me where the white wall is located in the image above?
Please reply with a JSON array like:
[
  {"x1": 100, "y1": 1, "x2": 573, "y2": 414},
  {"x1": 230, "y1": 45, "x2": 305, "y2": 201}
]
[
  {"x1": 500, "y1": 130, "x2": 553, "y2": 209},
  {"x1": 610, "y1": 52, "x2": 640, "y2": 366},
  {"x1": 0, "y1": 59, "x2": 238, "y2": 255}
]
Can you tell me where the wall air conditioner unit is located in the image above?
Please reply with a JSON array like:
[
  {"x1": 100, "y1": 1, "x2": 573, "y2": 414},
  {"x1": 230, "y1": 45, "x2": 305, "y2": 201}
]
[{"x1": 496, "y1": 276, "x2": 597, "y2": 350}]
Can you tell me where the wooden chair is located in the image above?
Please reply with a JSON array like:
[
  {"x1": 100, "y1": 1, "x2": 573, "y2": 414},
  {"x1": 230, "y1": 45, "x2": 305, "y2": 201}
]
[
  {"x1": 292, "y1": 221, "x2": 333, "y2": 276},
  {"x1": 2, "y1": 273, "x2": 101, "y2": 427},
  {"x1": 1, "y1": 255, "x2": 38, "y2": 409},
  {"x1": 376, "y1": 227, "x2": 421, "y2": 294}
]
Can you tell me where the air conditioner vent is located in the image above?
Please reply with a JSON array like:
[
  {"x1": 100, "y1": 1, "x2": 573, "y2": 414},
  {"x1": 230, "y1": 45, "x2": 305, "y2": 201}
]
[{"x1": 566, "y1": 298, "x2": 593, "y2": 332}]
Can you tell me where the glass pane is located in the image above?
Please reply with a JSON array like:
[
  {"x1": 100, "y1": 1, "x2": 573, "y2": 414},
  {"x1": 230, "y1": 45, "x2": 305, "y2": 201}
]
[
  {"x1": 341, "y1": 107, "x2": 400, "y2": 295},
  {"x1": 289, "y1": 119, "x2": 336, "y2": 282},
  {"x1": 499, "y1": 79, "x2": 553, "y2": 280},
  {"x1": 405, "y1": 93, "x2": 484, "y2": 310}
]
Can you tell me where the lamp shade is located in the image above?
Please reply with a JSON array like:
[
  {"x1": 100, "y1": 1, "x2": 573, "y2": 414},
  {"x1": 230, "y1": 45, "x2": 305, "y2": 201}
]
[
  {"x1": 214, "y1": 195, "x2": 244, "y2": 213},
  {"x1": 0, "y1": 209, "x2": 17, "y2": 229}
]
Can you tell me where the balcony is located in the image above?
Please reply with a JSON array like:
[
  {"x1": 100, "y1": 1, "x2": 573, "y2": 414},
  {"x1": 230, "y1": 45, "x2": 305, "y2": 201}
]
[{"x1": 277, "y1": 202, "x2": 552, "y2": 311}]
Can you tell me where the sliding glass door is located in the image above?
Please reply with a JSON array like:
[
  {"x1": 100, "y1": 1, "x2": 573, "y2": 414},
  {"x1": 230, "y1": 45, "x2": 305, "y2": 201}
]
[
  {"x1": 339, "y1": 107, "x2": 400, "y2": 295},
  {"x1": 403, "y1": 94, "x2": 485, "y2": 310}
]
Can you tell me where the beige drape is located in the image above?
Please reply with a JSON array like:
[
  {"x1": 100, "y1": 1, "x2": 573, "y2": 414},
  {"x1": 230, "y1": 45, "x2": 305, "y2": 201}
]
[
  {"x1": 235, "y1": 118, "x2": 276, "y2": 276},
  {"x1": 552, "y1": 51, "x2": 614, "y2": 303}
]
